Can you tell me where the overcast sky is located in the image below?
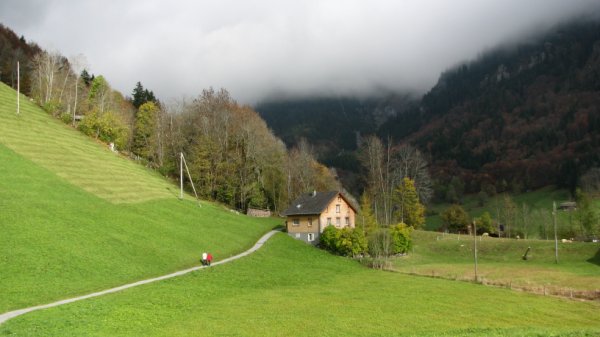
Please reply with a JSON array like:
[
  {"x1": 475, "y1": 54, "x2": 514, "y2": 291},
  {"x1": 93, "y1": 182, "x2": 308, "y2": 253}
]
[{"x1": 1, "y1": 0, "x2": 599, "y2": 104}]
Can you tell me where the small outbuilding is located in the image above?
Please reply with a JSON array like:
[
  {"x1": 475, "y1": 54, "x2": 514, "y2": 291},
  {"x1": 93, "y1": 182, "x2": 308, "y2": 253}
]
[
  {"x1": 558, "y1": 201, "x2": 577, "y2": 211},
  {"x1": 282, "y1": 191, "x2": 356, "y2": 245}
]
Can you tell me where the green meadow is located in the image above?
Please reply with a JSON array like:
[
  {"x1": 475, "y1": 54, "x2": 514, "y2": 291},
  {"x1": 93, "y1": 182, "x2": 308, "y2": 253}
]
[
  {"x1": 2, "y1": 234, "x2": 599, "y2": 337},
  {"x1": 392, "y1": 230, "x2": 600, "y2": 297},
  {"x1": 0, "y1": 83, "x2": 279, "y2": 312},
  {"x1": 2, "y1": 83, "x2": 600, "y2": 336}
]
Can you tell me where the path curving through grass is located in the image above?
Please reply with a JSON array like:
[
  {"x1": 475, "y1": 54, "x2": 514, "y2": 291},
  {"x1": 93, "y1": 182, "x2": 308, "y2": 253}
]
[{"x1": 0, "y1": 230, "x2": 280, "y2": 326}]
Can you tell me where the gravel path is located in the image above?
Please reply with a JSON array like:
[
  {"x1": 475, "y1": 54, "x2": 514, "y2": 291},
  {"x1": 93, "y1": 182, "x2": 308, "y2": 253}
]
[{"x1": 0, "y1": 230, "x2": 280, "y2": 325}]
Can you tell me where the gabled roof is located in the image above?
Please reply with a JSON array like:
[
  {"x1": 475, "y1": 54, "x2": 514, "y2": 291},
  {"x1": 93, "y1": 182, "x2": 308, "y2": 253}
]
[{"x1": 282, "y1": 191, "x2": 356, "y2": 216}]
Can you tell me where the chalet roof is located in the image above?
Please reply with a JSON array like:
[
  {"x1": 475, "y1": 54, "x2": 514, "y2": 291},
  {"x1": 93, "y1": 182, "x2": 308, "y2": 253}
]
[{"x1": 282, "y1": 191, "x2": 355, "y2": 216}]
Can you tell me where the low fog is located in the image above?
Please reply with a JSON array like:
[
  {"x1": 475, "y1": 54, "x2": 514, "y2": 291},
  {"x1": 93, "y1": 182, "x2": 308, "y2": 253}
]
[{"x1": 1, "y1": 0, "x2": 600, "y2": 104}]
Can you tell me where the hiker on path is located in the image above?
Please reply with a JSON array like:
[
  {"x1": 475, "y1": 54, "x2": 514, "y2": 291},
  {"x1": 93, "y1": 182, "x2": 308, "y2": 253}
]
[
  {"x1": 201, "y1": 252, "x2": 208, "y2": 266},
  {"x1": 207, "y1": 253, "x2": 213, "y2": 266}
]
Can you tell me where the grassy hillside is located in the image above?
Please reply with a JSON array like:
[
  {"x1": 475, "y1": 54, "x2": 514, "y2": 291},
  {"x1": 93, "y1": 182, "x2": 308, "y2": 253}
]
[
  {"x1": 0, "y1": 82, "x2": 176, "y2": 203},
  {"x1": 2, "y1": 234, "x2": 599, "y2": 336},
  {"x1": 0, "y1": 82, "x2": 279, "y2": 312},
  {"x1": 393, "y1": 230, "x2": 600, "y2": 297}
]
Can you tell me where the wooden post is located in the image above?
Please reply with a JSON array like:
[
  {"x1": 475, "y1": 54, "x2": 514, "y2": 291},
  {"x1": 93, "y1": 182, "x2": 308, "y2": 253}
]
[
  {"x1": 17, "y1": 61, "x2": 20, "y2": 115},
  {"x1": 553, "y1": 201, "x2": 559, "y2": 264},
  {"x1": 473, "y1": 221, "x2": 478, "y2": 282},
  {"x1": 181, "y1": 152, "x2": 200, "y2": 203},
  {"x1": 180, "y1": 152, "x2": 183, "y2": 199}
]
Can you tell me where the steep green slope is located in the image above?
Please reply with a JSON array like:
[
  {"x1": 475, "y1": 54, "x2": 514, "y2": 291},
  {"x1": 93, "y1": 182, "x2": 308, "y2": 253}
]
[
  {"x1": 0, "y1": 83, "x2": 279, "y2": 312},
  {"x1": 2, "y1": 234, "x2": 599, "y2": 336},
  {"x1": 0, "y1": 82, "x2": 175, "y2": 203}
]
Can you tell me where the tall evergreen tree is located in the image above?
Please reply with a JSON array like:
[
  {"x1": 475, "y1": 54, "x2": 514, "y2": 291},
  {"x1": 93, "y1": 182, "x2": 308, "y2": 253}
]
[
  {"x1": 132, "y1": 81, "x2": 146, "y2": 109},
  {"x1": 131, "y1": 82, "x2": 156, "y2": 109}
]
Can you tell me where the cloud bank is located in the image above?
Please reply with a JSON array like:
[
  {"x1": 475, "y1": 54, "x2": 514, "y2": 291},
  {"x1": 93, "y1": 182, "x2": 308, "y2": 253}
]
[{"x1": 1, "y1": 0, "x2": 599, "y2": 104}]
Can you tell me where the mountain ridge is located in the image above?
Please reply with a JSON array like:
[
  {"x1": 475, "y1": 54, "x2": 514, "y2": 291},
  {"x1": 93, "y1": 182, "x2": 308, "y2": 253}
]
[{"x1": 257, "y1": 19, "x2": 600, "y2": 197}]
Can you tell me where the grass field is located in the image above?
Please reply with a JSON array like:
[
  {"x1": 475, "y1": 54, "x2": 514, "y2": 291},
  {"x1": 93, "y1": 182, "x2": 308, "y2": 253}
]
[
  {"x1": 0, "y1": 82, "x2": 177, "y2": 203},
  {"x1": 0, "y1": 83, "x2": 280, "y2": 312},
  {"x1": 2, "y1": 234, "x2": 599, "y2": 337},
  {"x1": 2, "y1": 83, "x2": 599, "y2": 336},
  {"x1": 392, "y1": 230, "x2": 600, "y2": 298}
]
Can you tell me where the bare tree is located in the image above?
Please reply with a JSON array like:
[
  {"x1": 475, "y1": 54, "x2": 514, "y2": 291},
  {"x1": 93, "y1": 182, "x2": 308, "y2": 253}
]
[
  {"x1": 394, "y1": 144, "x2": 433, "y2": 204},
  {"x1": 362, "y1": 136, "x2": 391, "y2": 226},
  {"x1": 68, "y1": 54, "x2": 88, "y2": 125},
  {"x1": 30, "y1": 50, "x2": 63, "y2": 105}
]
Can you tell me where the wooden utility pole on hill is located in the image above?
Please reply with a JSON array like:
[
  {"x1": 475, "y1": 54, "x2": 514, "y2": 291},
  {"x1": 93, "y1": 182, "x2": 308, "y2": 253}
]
[
  {"x1": 180, "y1": 152, "x2": 184, "y2": 199},
  {"x1": 553, "y1": 201, "x2": 559, "y2": 264},
  {"x1": 473, "y1": 221, "x2": 478, "y2": 281},
  {"x1": 16, "y1": 61, "x2": 20, "y2": 115},
  {"x1": 179, "y1": 152, "x2": 201, "y2": 206}
]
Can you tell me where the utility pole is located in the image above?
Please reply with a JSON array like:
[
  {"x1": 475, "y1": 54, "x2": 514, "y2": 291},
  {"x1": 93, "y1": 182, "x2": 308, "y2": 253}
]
[
  {"x1": 553, "y1": 201, "x2": 559, "y2": 264},
  {"x1": 473, "y1": 220, "x2": 478, "y2": 282},
  {"x1": 179, "y1": 152, "x2": 201, "y2": 206},
  {"x1": 180, "y1": 152, "x2": 184, "y2": 199},
  {"x1": 17, "y1": 61, "x2": 20, "y2": 115}
]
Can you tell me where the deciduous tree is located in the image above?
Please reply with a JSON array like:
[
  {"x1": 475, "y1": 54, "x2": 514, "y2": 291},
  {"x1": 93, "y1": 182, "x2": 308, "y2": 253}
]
[
  {"x1": 133, "y1": 101, "x2": 160, "y2": 162},
  {"x1": 394, "y1": 177, "x2": 425, "y2": 229},
  {"x1": 441, "y1": 204, "x2": 470, "y2": 233}
]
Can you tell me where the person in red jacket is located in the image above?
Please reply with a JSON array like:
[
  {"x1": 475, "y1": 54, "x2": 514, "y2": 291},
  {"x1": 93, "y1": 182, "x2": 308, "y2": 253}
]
[{"x1": 207, "y1": 252, "x2": 213, "y2": 266}]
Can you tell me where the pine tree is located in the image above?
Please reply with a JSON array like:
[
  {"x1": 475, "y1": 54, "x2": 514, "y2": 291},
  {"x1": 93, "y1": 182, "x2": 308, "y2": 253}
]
[
  {"x1": 132, "y1": 81, "x2": 145, "y2": 109},
  {"x1": 132, "y1": 82, "x2": 157, "y2": 109}
]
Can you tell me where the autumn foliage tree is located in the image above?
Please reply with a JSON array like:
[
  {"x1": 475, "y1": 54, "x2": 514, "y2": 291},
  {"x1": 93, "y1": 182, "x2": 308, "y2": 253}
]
[
  {"x1": 132, "y1": 101, "x2": 160, "y2": 162},
  {"x1": 357, "y1": 192, "x2": 378, "y2": 234},
  {"x1": 394, "y1": 177, "x2": 425, "y2": 229}
]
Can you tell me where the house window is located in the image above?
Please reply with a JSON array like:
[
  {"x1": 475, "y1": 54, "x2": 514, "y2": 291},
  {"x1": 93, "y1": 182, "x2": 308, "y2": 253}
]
[
  {"x1": 327, "y1": 217, "x2": 332, "y2": 225},
  {"x1": 336, "y1": 204, "x2": 340, "y2": 213},
  {"x1": 336, "y1": 217, "x2": 341, "y2": 226},
  {"x1": 307, "y1": 233, "x2": 315, "y2": 242},
  {"x1": 293, "y1": 219, "x2": 300, "y2": 226},
  {"x1": 308, "y1": 218, "x2": 313, "y2": 227},
  {"x1": 345, "y1": 217, "x2": 350, "y2": 225},
  {"x1": 338, "y1": 196, "x2": 342, "y2": 203},
  {"x1": 295, "y1": 233, "x2": 301, "y2": 238}
]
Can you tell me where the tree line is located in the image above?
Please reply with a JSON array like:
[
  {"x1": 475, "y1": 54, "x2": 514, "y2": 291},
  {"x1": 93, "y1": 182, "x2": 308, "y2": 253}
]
[
  {"x1": 7, "y1": 32, "x2": 339, "y2": 212},
  {"x1": 439, "y1": 189, "x2": 599, "y2": 241}
]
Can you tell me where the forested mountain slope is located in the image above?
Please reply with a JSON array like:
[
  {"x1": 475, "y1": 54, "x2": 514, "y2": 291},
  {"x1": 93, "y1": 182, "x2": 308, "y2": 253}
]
[
  {"x1": 258, "y1": 20, "x2": 600, "y2": 197},
  {"x1": 380, "y1": 20, "x2": 600, "y2": 194}
]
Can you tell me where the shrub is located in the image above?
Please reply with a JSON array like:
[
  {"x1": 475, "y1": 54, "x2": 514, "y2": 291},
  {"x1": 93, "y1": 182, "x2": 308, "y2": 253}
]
[
  {"x1": 390, "y1": 223, "x2": 413, "y2": 254},
  {"x1": 60, "y1": 112, "x2": 73, "y2": 124},
  {"x1": 441, "y1": 204, "x2": 470, "y2": 233},
  {"x1": 42, "y1": 99, "x2": 62, "y2": 116},
  {"x1": 368, "y1": 224, "x2": 413, "y2": 257},
  {"x1": 78, "y1": 111, "x2": 129, "y2": 150},
  {"x1": 319, "y1": 225, "x2": 367, "y2": 257},
  {"x1": 368, "y1": 229, "x2": 393, "y2": 258}
]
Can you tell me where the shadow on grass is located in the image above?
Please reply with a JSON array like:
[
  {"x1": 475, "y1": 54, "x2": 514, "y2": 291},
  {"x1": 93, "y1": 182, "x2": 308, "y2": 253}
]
[{"x1": 587, "y1": 247, "x2": 600, "y2": 266}]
